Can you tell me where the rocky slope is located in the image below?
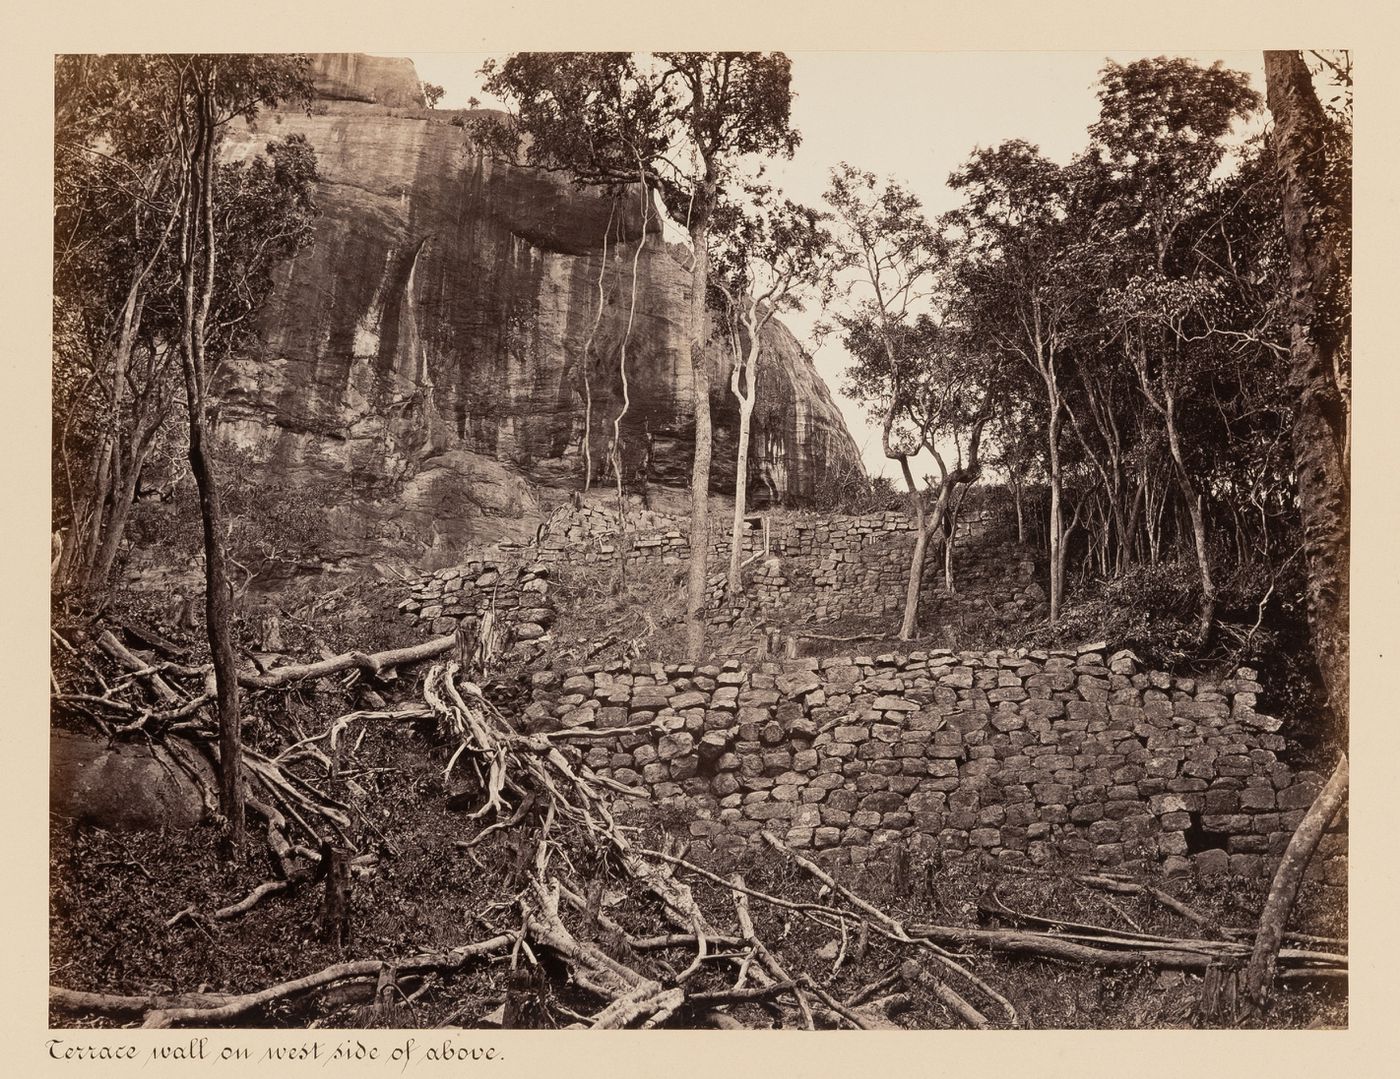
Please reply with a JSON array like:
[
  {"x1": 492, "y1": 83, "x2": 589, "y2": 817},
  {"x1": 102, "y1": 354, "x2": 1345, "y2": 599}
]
[{"x1": 215, "y1": 53, "x2": 862, "y2": 561}]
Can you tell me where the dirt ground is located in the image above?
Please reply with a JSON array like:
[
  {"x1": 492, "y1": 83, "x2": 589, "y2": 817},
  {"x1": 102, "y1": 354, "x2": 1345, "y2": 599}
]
[{"x1": 49, "y1": 719, "x2": 1347, "y2": 1031}]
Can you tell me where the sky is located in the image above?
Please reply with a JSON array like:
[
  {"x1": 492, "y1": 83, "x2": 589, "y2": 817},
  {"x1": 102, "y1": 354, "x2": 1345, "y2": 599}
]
[{"x1": 397, "y1": 51, "x2": 1268, "y2": 479}]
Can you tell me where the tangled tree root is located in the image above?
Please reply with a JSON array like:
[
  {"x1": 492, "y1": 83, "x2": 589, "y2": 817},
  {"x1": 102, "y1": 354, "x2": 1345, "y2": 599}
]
[{"x1": 50, "y1": 628, "x2": 1347, "y2": 1030}]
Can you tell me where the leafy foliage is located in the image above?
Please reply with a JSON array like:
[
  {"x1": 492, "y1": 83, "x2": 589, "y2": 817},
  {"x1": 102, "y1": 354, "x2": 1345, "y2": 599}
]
[
  {"x1": 53, "y1": 55, "x2": 319, "y2": 594},
  {"x1": 472, "y1": 52, "x2": 800, "y2": 222}
]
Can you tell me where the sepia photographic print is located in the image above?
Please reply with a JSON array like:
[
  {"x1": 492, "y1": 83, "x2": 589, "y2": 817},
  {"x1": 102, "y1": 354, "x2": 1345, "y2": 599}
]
[{"x1": 37, "y1": 13, "x2": 1368, "y2": 1060}]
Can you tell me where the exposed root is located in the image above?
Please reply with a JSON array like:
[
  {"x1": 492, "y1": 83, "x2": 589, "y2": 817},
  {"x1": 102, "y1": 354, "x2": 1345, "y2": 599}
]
[
  {"x1": 51, "y1": 620, "x2": 1345, "y2": 1032},
  {"x1": 50, "y1": 935, "x2": 515, "y2": 1028}
]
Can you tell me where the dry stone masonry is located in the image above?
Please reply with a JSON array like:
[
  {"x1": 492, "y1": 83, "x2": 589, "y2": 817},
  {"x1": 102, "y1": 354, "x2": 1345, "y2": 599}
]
[
  {"x1": 523, "y1": 647, "x2": 1345, "y2": 883},
  {"x1": 530, "y1": 495, "x2": 1046, "y2": 644},
  {"x1": 399, "y1": 557, "x2": 555, "y2": 647}
]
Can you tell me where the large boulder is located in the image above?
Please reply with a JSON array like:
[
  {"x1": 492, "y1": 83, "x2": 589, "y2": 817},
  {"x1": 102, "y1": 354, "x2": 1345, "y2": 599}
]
[{"x1": 50, "y1": 730, "x2": 212, "y2": 830}]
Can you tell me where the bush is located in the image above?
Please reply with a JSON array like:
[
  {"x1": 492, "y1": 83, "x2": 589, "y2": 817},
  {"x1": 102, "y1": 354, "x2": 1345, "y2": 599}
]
[
  {"x1": 126, "y1": 445, "x2": 353, "y2": 593},
  {"x1": 1049, "y1": 561, "x2": 1203, "y2": 665},
  {"x1": 804, "y1": 467, "x2": 908, "y2": 515}
]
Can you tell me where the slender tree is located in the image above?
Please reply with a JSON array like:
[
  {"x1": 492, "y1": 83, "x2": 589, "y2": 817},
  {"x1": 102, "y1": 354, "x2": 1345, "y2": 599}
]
[
  {"x1": 475, "y1": 52, "x2": 800, "y2": 659},
  {"x1": 164, "y1": 54, "x2": 314, "y2": 857},
  {"x1": 824, "y1": 165, "x2": 963, "y2": 637},
  {"x1": 710, "y1": 189, "x2": 841, "y2": 598}
]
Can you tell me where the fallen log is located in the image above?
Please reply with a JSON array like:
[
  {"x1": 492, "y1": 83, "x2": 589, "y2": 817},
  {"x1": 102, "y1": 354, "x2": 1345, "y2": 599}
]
[
  {"x1": 907, "y1": 922, "x2": 1346, "y2": 979},
  {"x1": 239, "y1": 636, "x2": 455, "y2": 690},
  {"x1": 50, "y1": 934, "x2": 514, "y2": 1027},
  {"x1": 900, "y1": 959, "x2": 990, "y2": 1030},
  {"x1": 687, "y1": 981, "x2": 799, "y2": 1007},
  {"x1": 1008, "y1": 866, "x2": 1347, "y2": 949}
]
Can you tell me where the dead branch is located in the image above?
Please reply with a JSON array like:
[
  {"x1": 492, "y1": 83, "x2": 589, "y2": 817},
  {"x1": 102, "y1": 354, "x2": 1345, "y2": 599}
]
[
  {"x1": 1071, "y1": 871, "x2": 1229, "y2": 938},
  {"x1": 239, "y1": 635, "x2": 455, "y2": 690},
  {"x1": 980, "y1": 889, "x2": 1232, "y2": 950},
  {"x1": 900, "y1": 958, "x2": 991, "y2": 1029},
  {"x1": 760, "y1": 831, "x2": 1019, "y2": 1028},
  {"x1": 635, "y1": 845, "x2": 849, "y2": 927},
  {"x1": 687, "y1": 981, "x2": 799, "y2": 1006},
  {"x1": 211, "y1": 879, "x2": 294, "y2": 920},
  {"x1": 797, "y1": 975, "x2": 900, "y2": 1030},
  {"x1": 1010, "y1": 866, "x2": 1346, "y2": 949},
  {"x1": 521, "y1": 878, "x2": 685, "y2": 1029},
  {"x1": 50, "y1": 934, "x2": 514, "y2": 1027},
  {"x1": 96, "y1": 630, "x2": 183, "y2": 703},
  {"x1": 1243, "y1": 753, "x2": 1349, "y2": 1016}
]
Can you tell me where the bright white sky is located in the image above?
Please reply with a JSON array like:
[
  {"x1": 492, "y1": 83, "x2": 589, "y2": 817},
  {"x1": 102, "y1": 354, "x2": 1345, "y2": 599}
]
[{"x1": 397, "y1": 51, "x2": 1268, "y2": 479}]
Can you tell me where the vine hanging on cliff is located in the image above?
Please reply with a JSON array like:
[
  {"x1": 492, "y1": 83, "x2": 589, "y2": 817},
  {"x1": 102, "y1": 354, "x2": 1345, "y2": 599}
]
[
  {"x1": 609, "y1": 167, "x2": 651, "y2": 508},
  {"x1": 578, "y1": 194, "x2": 618, "y2": 493}
]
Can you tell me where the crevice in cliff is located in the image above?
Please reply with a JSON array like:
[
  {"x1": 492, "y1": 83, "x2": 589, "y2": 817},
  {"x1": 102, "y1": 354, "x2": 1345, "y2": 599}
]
[
  {"x1": 610, "y1": 177, "x2": 651, "y2": 506},
  {"x1": 578, "y1": 195, "x2": 618, "y2": 492}
]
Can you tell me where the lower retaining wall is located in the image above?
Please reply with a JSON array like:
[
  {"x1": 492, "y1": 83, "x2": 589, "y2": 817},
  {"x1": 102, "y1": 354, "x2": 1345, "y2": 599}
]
[{"x1": 525, "y1": 647, "x2": 1345, "y2": 882}]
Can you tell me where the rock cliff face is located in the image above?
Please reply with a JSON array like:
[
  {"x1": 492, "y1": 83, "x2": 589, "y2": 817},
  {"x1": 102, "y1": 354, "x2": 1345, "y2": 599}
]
[{"x1": 216, "y1": 54, "x2": 862, "y2": 559}]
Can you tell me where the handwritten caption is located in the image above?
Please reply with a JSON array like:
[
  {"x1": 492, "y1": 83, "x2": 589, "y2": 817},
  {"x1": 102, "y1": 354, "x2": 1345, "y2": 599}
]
[{"x1": 46, "y1": 1036, "x2": 502, "y2": 1068}]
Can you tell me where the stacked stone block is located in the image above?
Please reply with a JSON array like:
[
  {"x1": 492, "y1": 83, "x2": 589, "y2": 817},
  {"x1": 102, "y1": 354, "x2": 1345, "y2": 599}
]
[
  {"x1": 399, "y1": 559, "x2": 554, "y2": 643},
  {"x1": 522, "y1": 648, "x2": 1344, "y2": 884}
]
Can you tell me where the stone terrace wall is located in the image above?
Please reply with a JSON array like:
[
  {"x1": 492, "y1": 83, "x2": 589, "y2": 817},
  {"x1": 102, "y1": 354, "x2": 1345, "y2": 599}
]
[
  {"x1": 532, "y1": 495, "x2": 1047, "y2": 640},
  {"x1": 399, "y1": 557, "x2": 556, "y2": 646},
  {"x1": 733, "y1": 508, "x2": 1044, "y2": 630},
  {"x1": 524, "y1": 647, "x2": 1346, "y2": 883}
]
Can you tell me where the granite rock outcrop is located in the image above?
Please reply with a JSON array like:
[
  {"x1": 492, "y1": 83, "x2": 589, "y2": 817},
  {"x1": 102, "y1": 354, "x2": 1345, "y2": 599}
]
[{"x1": 216, "y1": 54, "x2": 862, "y2": 561}]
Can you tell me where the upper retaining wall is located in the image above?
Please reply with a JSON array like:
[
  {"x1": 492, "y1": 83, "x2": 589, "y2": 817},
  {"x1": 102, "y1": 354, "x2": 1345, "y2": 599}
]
[
  {"x1": 533, "y1": 499, "x2": 1046, "y2": 644},
  {"x1": 524, "y1": 647, "x2": 1345, "y2": 882},
  {"x1": 395, "y1": 501, "x2": 1045, "y2": 656},
  {"x1": 399, "y1": 557, "x2": 555, "y2": 647}
]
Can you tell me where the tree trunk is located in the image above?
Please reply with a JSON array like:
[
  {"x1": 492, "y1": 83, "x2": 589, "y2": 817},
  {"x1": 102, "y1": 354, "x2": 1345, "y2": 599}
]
[
  {"x1": 896, "y1": 450, "x2": 930, "y2": 641},
  {"x1": 580, "y1": 196, "x2": 618, "y2": 493},
  {"x1": 1046, "y1": 403, "x2": 1064, "y2": 624},
  {"x1": 943, "y1": 487, "x2": 966, "y2": 594},
  {"x1": 1264, "y1": 49, "x2": 1351, "y2": 738},
  {"x1": 319, "y1": 845, "x2": 354, "y2": 949},
  {"x1": 727, "y1": 306, "x2": 761, "y2": 599},
  {"x1": 1241, "y1": 753, "x2": 1347, "y2": 1017},
  {"x1": 1163, "y1": 392, "x2": 1217, "y2": 645},
  {"x1": 684, "y1": 205, "x2": 714, "y2": 661},
  {"x1": 943, "y1": 524, "x2": 956, "y2": 594},
  {"x1": 898, "y1": 528, "x2": 932, "y2": 641},
  {"x1": 898, "y1": 423, "x2": 986, "y2": 640},
  {"x1": 178, "y1": 69, "x2": 245, "y2": 858},
  {"x1": 1011, "y1": 474, "x2": 1025, "y2": 543},
  {"x1": 89, "y1": 401, "x2": 165, "y2": 589},
  {"x1": 727, "y1": 397, "x2": 755, "y2": 599}
]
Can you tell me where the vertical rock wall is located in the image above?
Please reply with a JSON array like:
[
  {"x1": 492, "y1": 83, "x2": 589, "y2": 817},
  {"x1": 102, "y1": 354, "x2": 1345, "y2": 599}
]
[{"x1": 213, "y1": 54, "x2": 863, "y2": 562}]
